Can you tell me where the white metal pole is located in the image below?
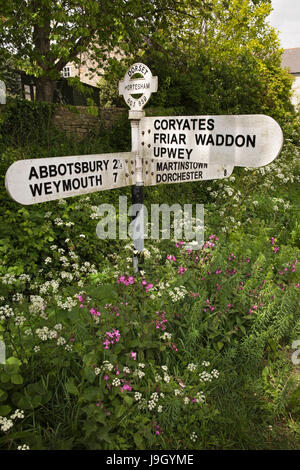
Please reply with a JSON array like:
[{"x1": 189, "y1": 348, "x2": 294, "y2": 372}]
[{"x1": 129, "y1": 110, "x2": 145, "y2": 273}]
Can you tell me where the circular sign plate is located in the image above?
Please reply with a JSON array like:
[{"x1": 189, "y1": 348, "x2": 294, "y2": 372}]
[{"x1": 119, "y1": 63, "x2": 158, "y2": 111}]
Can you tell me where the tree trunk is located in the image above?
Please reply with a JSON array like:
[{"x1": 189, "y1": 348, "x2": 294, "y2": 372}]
[{"x1": 35, "y1": 76, "x2": 56, "y2": 102}]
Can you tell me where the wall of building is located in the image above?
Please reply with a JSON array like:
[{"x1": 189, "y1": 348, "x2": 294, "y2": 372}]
[{"x1": 53, "y1": 106, "x2": 126, "y2": 138}]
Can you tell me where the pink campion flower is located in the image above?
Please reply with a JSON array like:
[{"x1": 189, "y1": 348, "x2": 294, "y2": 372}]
[
  {"x1": 273, "y1": 247, "x2": 280, "y2": 254},
  {"x1": 177, "y1": 266, "x2": 187, "y2": 275},
  {"x1": 130, "y1": 352, "x2": 137, "y2": 360},
  {"x1": 167, "y1": 255, "x2": 176, "y2": 261},
  {"x1": 121, "y1": 384, "x2": 132, "y2": 392},
  {"x1": 127, "y1": 276, "x2": 135, "y2": 284},
  {"x1": 176, "y1": 241, "x2": 184, "y2": 248},
  {"x1": 78, "y1": 295, "x2": 83, "y2": 302},
  {"x1": 141, "y1": 279, "x2": 148, "y2": 285},
  {"x1": 104, "y1": 375, "x2": 109, "y2": 381}
]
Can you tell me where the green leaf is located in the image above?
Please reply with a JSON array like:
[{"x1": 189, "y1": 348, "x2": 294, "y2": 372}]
[
  {"x1": 0, "y1": 405, "x2": 11, "y2": 416},
  {"x1": 11, "y1": 374, "x2": 23, "y2": 384},
  {"x1": 65, "y1": 380, "x2": 79, "y2": 395},
  {"x1": 0, "y1": 389, "x2": 7, "y2": 402},
  {"x1": 83, "y1": 387, "x2": 100, "y2": 402},
  {"x1": 124, "y1": 395, "x2": 133, "y2": 406}
]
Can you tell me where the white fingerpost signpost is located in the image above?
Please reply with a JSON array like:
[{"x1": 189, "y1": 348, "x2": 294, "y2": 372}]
[
  {"x1": 4, "y1": 63, "x2": 284, "y2": 273},
  {"x1": 119, "y1": 63, "x2": 158, "y2": 271}
]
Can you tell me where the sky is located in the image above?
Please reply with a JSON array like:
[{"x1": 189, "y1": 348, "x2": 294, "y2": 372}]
[{"x1": 268, "y1": 0, "x2": 300, "y2": 49}]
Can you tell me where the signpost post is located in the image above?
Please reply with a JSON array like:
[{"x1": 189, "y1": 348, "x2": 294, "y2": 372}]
[
  {"x1": 119, "y1": 63, "x2": 158, "y2": 272},
  {"x1": 0, "y1": 81, "x2": 6, "y2": 105},
  {"x1": 4, "y1": 63, "x2": 284, "y2": 274}
]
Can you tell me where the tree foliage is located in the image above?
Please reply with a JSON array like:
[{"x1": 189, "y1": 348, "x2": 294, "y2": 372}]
[
  {"x1": 0, "y1": 0, "x2": 195, "y2": 102},
  {"x1": 100, "y1": 0, "x2": 293, "y2": 120}
]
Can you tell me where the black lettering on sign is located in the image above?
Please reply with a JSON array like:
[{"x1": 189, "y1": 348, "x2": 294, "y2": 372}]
[
  {"x1": 207, "y1": 119, "x2": 215, "y2": 130},
  {"x1": 195, "y1": 133, "x2": 255, "y2": 147},
  {"x1": 29, "y1": 183, "x2": 43, "y2": 196},
  {"x1": 53, "y1": 180, "x2": 61, "y2": 192},
  {"x1": 44, "y1": 182, "x2": 52, "y2": 195},
  {"x1": 49, "y1": 165, "x2": 57, "y2": 177},
  {"x1": 39, "y1": 166, "x2": 48, "y2": 178},
  {"x1": 29, "y1": 166, "x2": 39, "y2": 180}
]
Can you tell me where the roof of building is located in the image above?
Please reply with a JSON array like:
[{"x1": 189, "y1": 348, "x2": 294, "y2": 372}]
[{"x1": 282, "y1": 48, "x2": 300, "y2": 74}]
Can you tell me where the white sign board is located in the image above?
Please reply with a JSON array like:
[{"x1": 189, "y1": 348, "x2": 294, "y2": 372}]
[
  {"x1": 143, "y1": 159, "x2": 233, "y2": 186},
  {"x1": 139, "y1": 115, "x2": 283, "y2": 168},
  {"x1": 119, "y1": 63, "x2": 158, "y2": 110},
  {"x1": 0, "y1": 80, "x2": 6, "y2": 104},
  {"x1": 5, "y1": 152, "x2": 136, "y2": 205}
]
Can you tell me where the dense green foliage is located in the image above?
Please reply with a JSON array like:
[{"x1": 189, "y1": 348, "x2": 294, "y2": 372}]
[
  {"x1": 0, "y1": 96, "x2": 299, "y2": 449},
  {"x1": 0, "y1": 0, "x2": 299, "y2": 450}
]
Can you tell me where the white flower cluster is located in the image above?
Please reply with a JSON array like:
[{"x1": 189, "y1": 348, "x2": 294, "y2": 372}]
[
  {"x1": 174, "y1": 389, "x2": 183, "y2": 396},
  {"x1": 160, "y1": 332, "x2": 172, "y2": 341},
  {"x1": 101, "y1": 361, "x2": 114, "y2": 372},
  {"x1": 54, "y1": 218, "x2": 63, "y2": 226},
  {"x1": 44, "y1": 257, "x2": 52, "y2": 264},
  {"x1": 35, "y1": 327, "x2": 58, "y2": 341},
  {"x1": 56, "y1": 296, "x2": 77, "y2": 311},
  {"x1": 188, "y1": 363, "x2": 197, "y2": 372},
  {"x1": 137, "y1": 398, "x2": 147, "y2": 410},
  {"x1": 57, "y1": 337, "x2": 66, "y2": 346},
  {"x1": 15, "y1": 315, "x2": 26, "y2": 326},
  {"x1": 0, "y1": 417, "x2": 13, "y2": 432},
  {"x1": 202, "y1": 361, "x2": 210, "y2": 367},
  {"x1": 10, "y1": 409, "x2": 24, "y2": 419},
  {"x1": 17, "y1": 444, "x2": 30, "y2": 450},
  {"x1": 112, "y1": 378, "x2": 121, "y2": 387},
  {"x1": 133, "y1": 369, "x2": 145, "y2": 379},
  {"x1": 190, "y1": 432, "x2": 198, "y2": 442},
  {"x1": 195, "y1": 391, "x2": 205, "y2": 404},
  {"x1": 12, "y1": 293, "x2": 24, "y2": 302},
  {"x1": 29, "y1": 295, "x2": 46, "y2": 314},
  {"x1": 1, "y1": 273, "x2": 17, "y2": 285},
  {"x1": 0, "y1": 409, "x2": 24, "y2": 433},
  {"x1": 0, "y1": 305, "x2": 14, "y2": 321},
  {"x1": 199, "y1": 368, "x2": 219, "y2": 382},
  {"x1": 19, "y1": 274, "x2": 31, "y2": 283},
  {"x1": 39, "y1": 280, "x2": 60, "y2": 295},
  {"x1": 148, "y1": 392, "x2": 159, "y2": 410},
  {"x1": 169, "y1": 286, "x2": 187, "y2": 302},
  {"x1": 123, "y1": 366, "x2": 131, "y2": 374},
  {"x1": 134, "y1": 392, "x2": 142, "y2": 401},
  {"x1": 60, "y1": 271, "x2": 74, "y2": 282}
]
